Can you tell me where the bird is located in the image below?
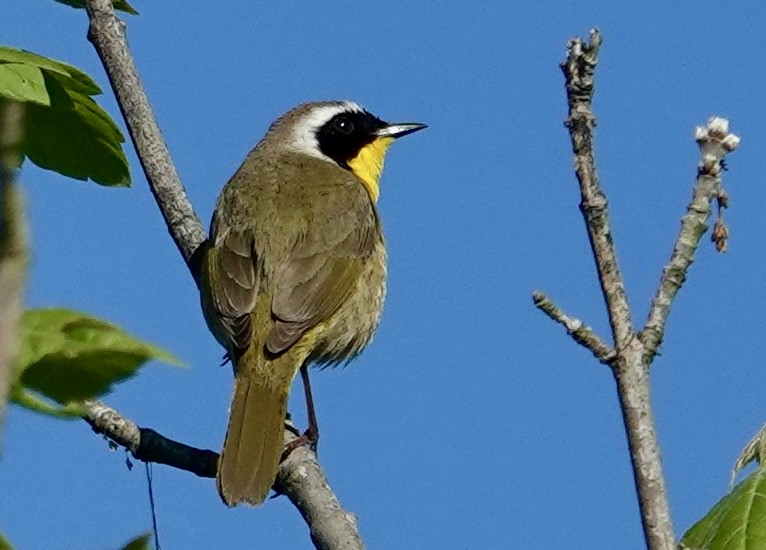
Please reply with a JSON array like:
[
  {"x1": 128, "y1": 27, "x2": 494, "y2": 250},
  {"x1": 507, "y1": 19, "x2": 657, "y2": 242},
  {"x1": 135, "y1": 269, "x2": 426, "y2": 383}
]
[{"x1": 199, "y1": 100, "x2": 426, "y2": 506}]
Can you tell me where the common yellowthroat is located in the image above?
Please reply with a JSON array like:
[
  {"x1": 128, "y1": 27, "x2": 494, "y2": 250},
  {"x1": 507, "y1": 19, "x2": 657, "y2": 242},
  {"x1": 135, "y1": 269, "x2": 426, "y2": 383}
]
[{"x1": 200, "y1": 101, "x2": 425, "y2": 506}]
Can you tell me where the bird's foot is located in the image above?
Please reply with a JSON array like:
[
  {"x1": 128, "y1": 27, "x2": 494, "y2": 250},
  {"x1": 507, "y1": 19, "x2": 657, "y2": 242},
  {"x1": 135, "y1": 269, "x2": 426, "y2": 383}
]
[{"x1": 280, "y1": 427, "x2": 319, "y2": 461}]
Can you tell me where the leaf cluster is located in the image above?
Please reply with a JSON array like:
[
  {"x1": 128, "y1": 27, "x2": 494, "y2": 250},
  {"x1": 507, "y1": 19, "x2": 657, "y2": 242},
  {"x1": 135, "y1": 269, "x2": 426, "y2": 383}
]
[
  {"x1": 0, "y1": 46, "x2": 129, "y2": 186},
  {"x1": 0, "y1": 31, "x2": 172, "y2": 548},
  {"x1": 10, "y1": 308, "x2": 181, "y2": 418}
]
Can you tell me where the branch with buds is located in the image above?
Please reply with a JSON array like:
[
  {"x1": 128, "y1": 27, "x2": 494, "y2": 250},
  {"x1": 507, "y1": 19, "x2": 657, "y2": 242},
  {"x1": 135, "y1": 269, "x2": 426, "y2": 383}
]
[{"x1": 534, "y1": 29, "x2": 740, "y2": 550}]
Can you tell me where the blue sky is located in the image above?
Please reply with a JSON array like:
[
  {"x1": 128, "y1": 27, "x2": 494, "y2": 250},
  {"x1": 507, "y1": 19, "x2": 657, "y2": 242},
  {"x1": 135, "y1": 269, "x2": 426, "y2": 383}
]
[{"x1": 3, "y1": 1, "x2": 766, "y2": 548}]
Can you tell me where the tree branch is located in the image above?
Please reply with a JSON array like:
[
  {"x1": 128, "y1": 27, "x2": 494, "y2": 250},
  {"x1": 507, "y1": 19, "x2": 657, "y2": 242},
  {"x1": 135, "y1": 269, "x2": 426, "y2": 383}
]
[
  {"x1": 560, "y1": 29, "x2": 672, "y2": 549},
  {"x1": 276, "y1": 443, "x2": 364, "y2": 550},
  {"x1": 82, "y1": 400, "x2": 362, "y2": 550},
  {"x1": 610, "y1": 342, "x2": 673, "y2": 549},
  {"x1": 543, "y1": 29, "x2": 742, "y2": 549},
  {"x1": 531, "y1": 290, "x2": 615, "y2": 364},
  {"x1": 640, "y1": 118, "x2": 740, "y2": 360},
  {"x1": 540, "y1": 28, "x2": 745, "y2": 549},
  {"x1": 0, "y1": 101, "x2": 28, "y2": 443},
  {"x1": 561, "y1": 30, "x2": 634, "y2": 350},
  {"x1": 82, "y1": 2, "x2": 362, "y2": 547},
  {"x1": 84, "y1": 0, "x2": 205, "y2": 279},
  {"x1": 82, "y1": 399, "x2": 218, "y2": 477}
]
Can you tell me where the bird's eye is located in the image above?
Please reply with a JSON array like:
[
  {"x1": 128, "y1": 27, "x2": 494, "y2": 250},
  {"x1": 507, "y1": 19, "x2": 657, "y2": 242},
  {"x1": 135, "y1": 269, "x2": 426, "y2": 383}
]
[{"x1": 334, "y1": 116, "x2": 354, "y2": 134}]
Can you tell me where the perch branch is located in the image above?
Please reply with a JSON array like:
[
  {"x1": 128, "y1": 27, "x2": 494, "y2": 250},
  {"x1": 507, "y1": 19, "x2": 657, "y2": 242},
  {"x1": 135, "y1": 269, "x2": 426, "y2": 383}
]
[
  {"x1": 83, "y1": 2, "x2": 362, "y2": 548},
  {"x1": 82, "y1": 399, "x2": 218, "y2": 477},
  {"x1": 84, "y1": 0, "x2": 205, "y2": 278},
  {"x1": 276, "y1": 443, "x2": 364, "y2": 550},
  {"x1": 83, "y1": 400, "x2": 363, "y2": 550}
]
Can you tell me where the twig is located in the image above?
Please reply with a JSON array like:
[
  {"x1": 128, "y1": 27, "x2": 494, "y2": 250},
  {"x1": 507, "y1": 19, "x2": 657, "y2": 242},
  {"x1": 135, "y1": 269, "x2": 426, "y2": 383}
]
[
  {"x1": 562, "y1": 30, "x2": 634, "y2": 349},
  {"x1": 560, "y1": 29, "x2": 675, "y2": 549},
  {"x1": 558, "y1": 44, "x2": 677, "y2": 542},
  {"x1": 541, "y1": 29, "x2": 742, "y2": 549},
  {"x1": 640, "y1": 118, "x2": 740, "y2": 360},
  {"x1": 531, "y1": 291, "x2": 615, "y2": 364},
  {"x1": 0, "y1": 101, "x2": 28, "y2": 443},
  {"x1": 82, "y1": 399, "x2": 218, "y2": 477},
  {"x1": 82, "y1": 2, "x2": 363, "y2": 547},
  {"x1": 83, "y1": 400, "x2": 362, "y2": 550},
  {"x1": 84, "y1": 0, "x2": 205, "y2": 279}
]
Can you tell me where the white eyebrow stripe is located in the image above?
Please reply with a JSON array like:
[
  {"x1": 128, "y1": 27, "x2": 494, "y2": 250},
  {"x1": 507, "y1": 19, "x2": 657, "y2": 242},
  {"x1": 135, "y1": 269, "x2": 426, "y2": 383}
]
[{"x1": 286, "y1": 101, "x2": 365, "y2": 163}]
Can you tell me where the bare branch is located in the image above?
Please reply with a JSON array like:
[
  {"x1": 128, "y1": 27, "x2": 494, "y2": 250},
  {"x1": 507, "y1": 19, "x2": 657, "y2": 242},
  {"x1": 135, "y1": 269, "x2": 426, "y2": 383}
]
[
  {"x1": 532, "y1": 291, "x2": 615, "y2": 364},
  {"x1": 82, "y1": 399, "x2": 218, "y2": 477},
  {"x1": 561, "y1": 29, "x2": 635, "y2": 349},
  {"x1": 556, "y1": 31, "x2": 741, "y2": 549},
  {"x1": 641, "y1": 118, "x2": 740, "y2": 360},
  {"x1": 82, "y1": 401, "x2": 363, "y2": 550},
  {"x1": 84, "y1": 0, "x2": 206, "y2": 279},
  {"x1": 611, "y1": 347, "x2": 674, "y2": 549},
  {"x1": 0, "y1": 101, "x2": 28, "y2": 442},
  {"x1": 277, "y1": 447, "x2": 364, "y2": 550},
  {"x1": 559, "y1": 29, "x2": 676, "y2": 549}
]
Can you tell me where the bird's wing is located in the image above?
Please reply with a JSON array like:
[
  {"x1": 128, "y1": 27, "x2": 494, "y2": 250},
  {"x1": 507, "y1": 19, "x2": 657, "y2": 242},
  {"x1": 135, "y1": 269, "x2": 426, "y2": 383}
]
[
  {"x1": 266, "y1": 219, "x2": 377, "y2": 355},
  {"x1": 202, "y1": 228, "x2": 258, "y2": 354}
]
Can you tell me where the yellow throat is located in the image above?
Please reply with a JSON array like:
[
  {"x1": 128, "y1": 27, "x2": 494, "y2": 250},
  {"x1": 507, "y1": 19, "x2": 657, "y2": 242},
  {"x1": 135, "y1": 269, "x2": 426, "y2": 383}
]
[{"x1": 347, "y1": 137, "x2": 395, "y2": 203}]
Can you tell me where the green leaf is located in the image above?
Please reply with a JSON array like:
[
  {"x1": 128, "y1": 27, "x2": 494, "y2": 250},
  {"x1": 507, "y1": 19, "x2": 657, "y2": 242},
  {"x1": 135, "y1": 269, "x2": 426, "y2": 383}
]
[
  {"x1": 52, "y1": 0, "x2": 139, "y2": 15},
  {"x1": 11, "y1": 308, "x2": 182, "y2": 417},
  {"x1": 119, "y1": 533, "x2": 152, "y2": 550},
  {"x1": 0, "y1": 64, "x2": 49, "y2": 105},
  {"x1": 0, "y1": 47, "x2": 100, "y2": 95},
  {"x1": 24, "y1": 72, "x2": 130, "y2": 186},
  {"x1": 0, "y1": 531, "x2": 14, "y2": 550},
  {"x1": 681, "y1": 468, "x2": 766, "y2": 549},
  {"x1": 0, "y1": 46, "x2": 129, "y2": 186},
  {"x1": 10, "y1": 387, "x2": 87, "y2": 418}
]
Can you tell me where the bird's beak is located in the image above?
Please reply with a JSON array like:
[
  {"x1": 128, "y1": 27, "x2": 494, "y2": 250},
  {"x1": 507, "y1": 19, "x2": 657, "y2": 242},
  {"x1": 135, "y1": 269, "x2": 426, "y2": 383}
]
[{"x1": 375, "y1": 122, "x2": 428, "y2": 139}]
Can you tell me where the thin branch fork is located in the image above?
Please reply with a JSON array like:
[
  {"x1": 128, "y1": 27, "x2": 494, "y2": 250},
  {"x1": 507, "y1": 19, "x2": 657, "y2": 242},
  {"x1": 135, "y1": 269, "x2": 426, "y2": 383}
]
[
  {"x1": 533, "y1": 28, "x2": 740, "y2": 550},
  {"x1": 82, "y1": 1, "x2": 362, "y2": 548}
]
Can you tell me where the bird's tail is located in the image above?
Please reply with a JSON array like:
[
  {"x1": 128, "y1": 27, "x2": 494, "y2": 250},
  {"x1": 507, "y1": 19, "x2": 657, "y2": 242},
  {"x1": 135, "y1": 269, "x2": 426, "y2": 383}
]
[{"x1": 217, "y1": 348, "x2": 295, "y2": 506}]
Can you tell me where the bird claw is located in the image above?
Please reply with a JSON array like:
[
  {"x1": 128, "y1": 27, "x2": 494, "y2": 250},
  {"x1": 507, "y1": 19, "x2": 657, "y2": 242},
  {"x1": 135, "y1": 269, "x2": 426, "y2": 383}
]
[{"x1": 280, "y1": 428, "x2": 319, "y2": 462}]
